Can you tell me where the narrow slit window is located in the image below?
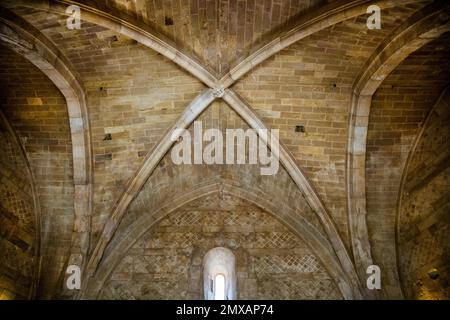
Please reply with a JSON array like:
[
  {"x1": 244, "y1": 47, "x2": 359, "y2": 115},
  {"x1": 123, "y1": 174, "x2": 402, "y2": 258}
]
[
  {"x1": 214, "y1": 274, "x2": 226, "y2": 300},
  {"x1": 203, "y1": 247, "x2": 236, "y2": 300}
]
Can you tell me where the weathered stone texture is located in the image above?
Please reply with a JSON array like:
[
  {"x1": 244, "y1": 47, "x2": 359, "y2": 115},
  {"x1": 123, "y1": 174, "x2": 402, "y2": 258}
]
[
  {"x1": 0, "y1": 45, "x2": 74, "y2": 298},
  {"x1": 100, "y1": 193, "x2": 341, "y2": 300},
  {"x1": 100, "y1": 0, "x2": 324, "y2": 74},
  {"x1": 398, "y1": 90, "x2": 450, "y2": 300},
  {"x1": 0, "y1": 0, "x2": 448, "y2": 300},
  {"x1": 233, "y1": 6, "x2": 425, "y2": 248},
  {"x1": 119, "y1": 102, "x2": 325, "y2": 239},
  {"x1": 0, "y1": 116, "x2": 35, "y2": 299},
  {"x1": 366, "y1": 33, "x2": 450, "y2": 298},
  {"x1": 11, "y1": 11, "x2": 206, "y2": 244}
]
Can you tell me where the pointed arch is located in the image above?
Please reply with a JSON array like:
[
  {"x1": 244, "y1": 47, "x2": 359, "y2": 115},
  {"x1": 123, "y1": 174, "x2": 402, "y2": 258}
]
[
  {"x1": 1, "y1": 0, "x2": 218, "y2": 88},
  {"x1": 81, "y1": 181, "x2": 358, "y2": 299},
  {"x1": 4, "y1": 0, "x2": 423, "y2": 91},
  {"x1": 218, "y1": 0, "x2": 422, "y2": 87},
  {"x1": 222, "y1": 89, "x2": 361, "y2": 296},
  {"x1": 347, "y1": 1, "x2": 450, "y2": 293},
  {"x1": 395, "y1": 86, "x2": 450, "y2": 296},
  {"x1": 84, "y1": 89, "x2": 216, "y2": 277},
  {"x1": 0, "y1": 6, "x2": 93, "y2": 294},
  {"x1": 82, "y1": 88, "x2": 362, "y2": 298}
]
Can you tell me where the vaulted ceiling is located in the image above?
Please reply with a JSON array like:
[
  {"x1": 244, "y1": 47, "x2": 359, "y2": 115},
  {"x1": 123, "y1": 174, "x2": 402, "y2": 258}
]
[{"x1": 0, "y1": 0, "x2": 449, "y2": 300}]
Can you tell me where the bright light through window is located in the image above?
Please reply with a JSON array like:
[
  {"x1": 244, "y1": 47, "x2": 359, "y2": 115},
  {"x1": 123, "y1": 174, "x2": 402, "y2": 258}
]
[
  {"x1": 203, "y1": 247, "x2": 236, "y2": 300},
  {"x1": 214, "y1": 274, "x2": 225, "y2": 300}
]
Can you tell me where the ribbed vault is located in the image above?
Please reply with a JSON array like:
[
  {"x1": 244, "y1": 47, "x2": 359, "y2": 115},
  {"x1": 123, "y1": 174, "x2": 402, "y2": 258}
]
[{"x1": 0, "y1": 0, "x2": 448, "y2": 300}]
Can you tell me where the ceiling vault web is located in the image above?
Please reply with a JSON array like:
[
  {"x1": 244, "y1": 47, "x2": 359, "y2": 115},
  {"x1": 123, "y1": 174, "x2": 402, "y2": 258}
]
[
  {"x1": 394, "y1": 86, "x2": 450, "y2": 297},
  {"x1": 2, "y1": 0, "x2": 448, "y2": 300},
  {"x1": 0, "y1": 5, "x2": 93, "y2": 298},
  {"x1": 34, "y1": 0, "x2": 387, "y2": 298},
  {"x1": 347, "y1": 1, "x2": 450, "y2": 297},
  {"x1": 81, "y1": 182, "x2": 357, "y2": 299},
  {"x1": 0, "y1": 109, "x2": 41, "y2": 299}
]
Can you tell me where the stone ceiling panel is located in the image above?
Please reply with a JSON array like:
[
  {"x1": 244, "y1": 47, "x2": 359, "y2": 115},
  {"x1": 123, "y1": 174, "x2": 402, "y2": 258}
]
[
  {"x1": 100, "y1": 192, "x2": 342, "y2": 300},
  {"x1": 0, "y1": 45, "x2": 74, "y2": 298},
  {"x1": 1, "y1": 9, "x2": 207, "y2": 243},
  {"x1": 233, "y1": 3, "x2": 431, "y2": 248},
  {"x1": 100, "y1": 0, "x2": 327, "y2": 75},
  {"x1": 366, "y1": 32, "x2": 450, "y2": 299}
]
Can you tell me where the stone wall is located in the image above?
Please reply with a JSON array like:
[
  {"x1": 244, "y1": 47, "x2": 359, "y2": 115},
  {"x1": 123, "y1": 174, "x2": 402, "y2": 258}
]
[
  {"x1": 366, "y1": 33, "x2": 450, "y2": 298},
  {"x1": 398, "y1": 90, "x2": 450, "y2": 300},
  {"x1": 120, "y1": 101, "x2": 324, "y2": 238},
  {"x1": 89, "y1": 102, "x2": 344, "y2": 299},
  {"x1": 16, "y1": 12, "x2": 206, "y2": 244},
  {"x1": 233, "y1": 5, "x2": 425, "y2": 249},
  {"x1": 0, "y1": 116, "x2": 36, "y2": 299},
  {"x1": 100, "y1": 0, "x2": 324, "y2": 74},
  {"x1": 0, "y1": 45, "x2": 74, "y2": 298},
  {"x1": 0, "y1": 0, "x2": 448, "y2": 300},
  {"x1": 100, "y1": 193, "x2": 341, "y2": 300}
]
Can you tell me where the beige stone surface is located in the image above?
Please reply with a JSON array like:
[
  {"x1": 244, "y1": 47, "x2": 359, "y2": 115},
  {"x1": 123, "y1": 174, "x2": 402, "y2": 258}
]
[
  {"x1": 100, "y1": 193, "x2": 341, "y2": 300},
  {"x1": 0, "y1": 0, "x2": 448, "y2": 300}
]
